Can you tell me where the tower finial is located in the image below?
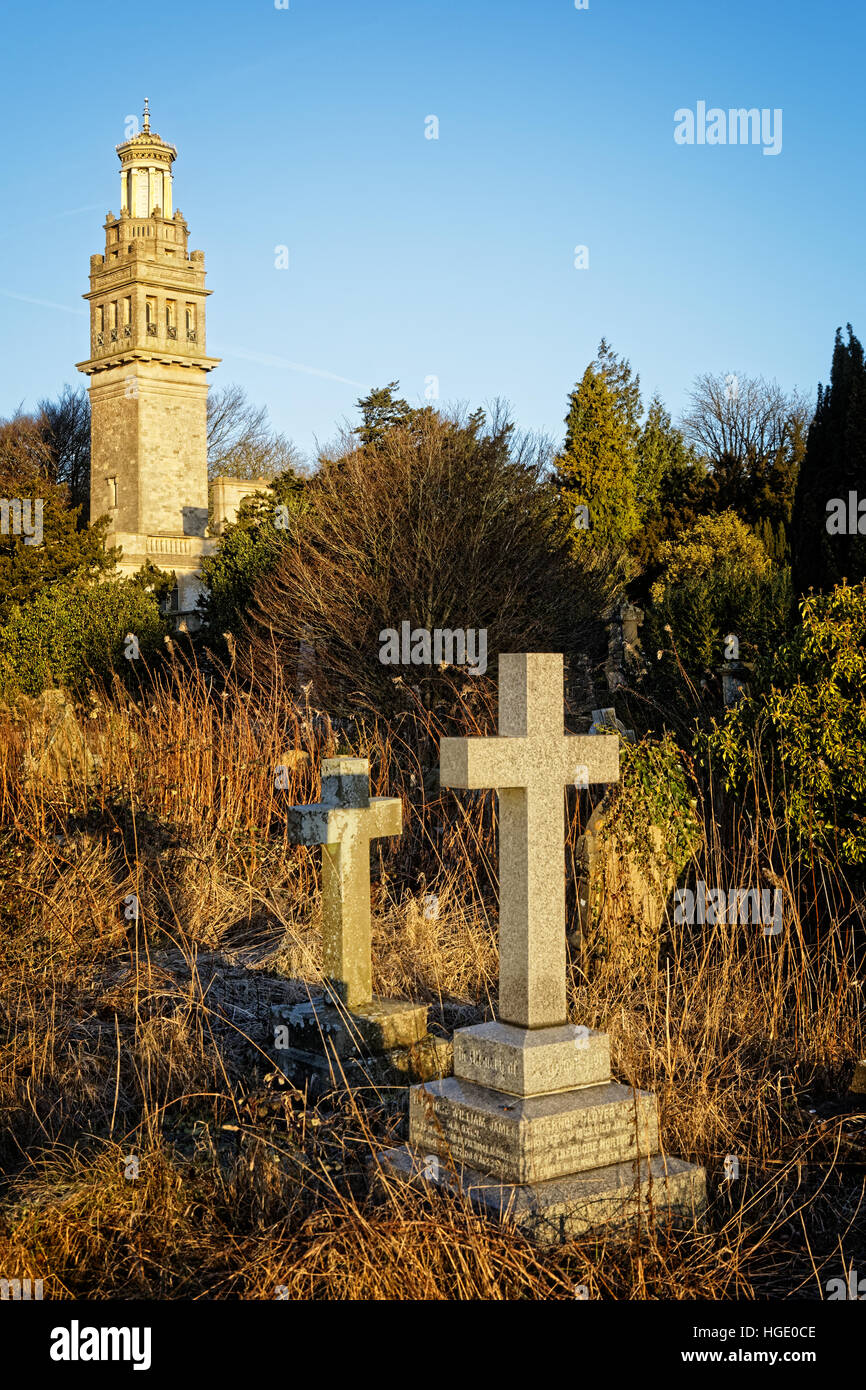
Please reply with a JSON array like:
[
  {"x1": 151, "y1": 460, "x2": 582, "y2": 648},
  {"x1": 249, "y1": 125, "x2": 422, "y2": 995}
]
[{"x1": 143, "y1": 97, "x2": 150, "y2": 133}]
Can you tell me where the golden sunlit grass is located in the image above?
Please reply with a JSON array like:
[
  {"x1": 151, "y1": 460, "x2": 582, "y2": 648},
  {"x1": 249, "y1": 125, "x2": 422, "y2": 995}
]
[{"x1": 0, "y1": 656, "x2": 863, "y2": 1299}]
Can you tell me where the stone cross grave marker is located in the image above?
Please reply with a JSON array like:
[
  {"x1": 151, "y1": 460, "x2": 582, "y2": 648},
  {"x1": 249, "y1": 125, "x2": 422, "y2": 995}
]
[
  {"x1": 283, "y1": 757, "x2": 401, "y2": 1009},
  {"x1": 440, "y1": 652, "x2": 619, "y2": 1030},
  {"x1": 380, "y1": 653, "x2": 706, "y2": 1241},
  {"x1": 275, "y1": 756, "x2": 448, "y2": 1088}
]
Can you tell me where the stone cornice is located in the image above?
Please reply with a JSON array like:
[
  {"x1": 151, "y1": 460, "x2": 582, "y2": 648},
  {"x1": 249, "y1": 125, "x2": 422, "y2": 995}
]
[
  {"x1": 115, "y1": 136, "x2": 176, "y2": 164},
  {"x1": 77, "y1": 351, "x2": 221, "y2": 374},
  {"x1": 104, "y1": 213, "x2": 188, "y2": 229},
  {"x1": 83, "y1": 272, "x2": 211, "y2": 296}
]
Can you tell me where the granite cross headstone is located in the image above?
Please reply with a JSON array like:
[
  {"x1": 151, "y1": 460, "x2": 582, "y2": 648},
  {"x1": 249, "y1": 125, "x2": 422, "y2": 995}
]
[
  {"x1": 379, "y1": 652, "x2": 707, "y2": 1241},
  {"x1": 284, "y1": 757, "x2": 401, "y2": 1009}
]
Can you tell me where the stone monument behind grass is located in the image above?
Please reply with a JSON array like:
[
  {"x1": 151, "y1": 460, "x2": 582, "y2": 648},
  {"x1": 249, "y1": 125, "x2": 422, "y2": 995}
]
[
  {"x1": 271, "y1": 757, "x2": 449, "y2": 1093},
  {"x1": 379, "y1": 654, "x2": 706, "y2": 1242}
]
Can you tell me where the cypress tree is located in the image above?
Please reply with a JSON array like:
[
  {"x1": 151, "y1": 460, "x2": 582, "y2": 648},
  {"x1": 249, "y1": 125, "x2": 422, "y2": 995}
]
[
  {"x1": 555, "y1": 342, "x2": 642, "y2": 548},
  {"x1": 792, "y1": 325, "x2": 866, "y2": 592}
]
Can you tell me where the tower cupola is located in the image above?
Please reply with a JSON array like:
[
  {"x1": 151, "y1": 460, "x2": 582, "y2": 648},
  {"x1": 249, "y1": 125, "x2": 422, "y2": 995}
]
[{"x1": 117, "y1": 98, "x2": 177, "y2": 218}]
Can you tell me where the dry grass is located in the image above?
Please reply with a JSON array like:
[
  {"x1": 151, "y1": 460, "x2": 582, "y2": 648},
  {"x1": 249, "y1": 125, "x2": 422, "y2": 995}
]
[{"x1": 0, "y1": 655, "x2": 863, "y2": 1300}]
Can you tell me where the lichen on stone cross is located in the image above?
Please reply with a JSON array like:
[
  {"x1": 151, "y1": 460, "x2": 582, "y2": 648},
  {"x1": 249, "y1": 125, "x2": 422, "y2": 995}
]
[
  {"x1": 283, "y1": 757, "x2": 402, "y2": 1009},
  {"x1": 440, "y1": 653, "x2": 620, "y2": 1030}
]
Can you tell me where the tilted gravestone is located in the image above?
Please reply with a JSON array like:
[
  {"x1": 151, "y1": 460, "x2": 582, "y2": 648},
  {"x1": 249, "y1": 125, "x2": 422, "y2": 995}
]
[
  {"x1": 379, "y1": 654, "x2": 705, "y2": 1241},
  {"x1": 271, "y1": 757, "x2": 449, "y2": 1091}
]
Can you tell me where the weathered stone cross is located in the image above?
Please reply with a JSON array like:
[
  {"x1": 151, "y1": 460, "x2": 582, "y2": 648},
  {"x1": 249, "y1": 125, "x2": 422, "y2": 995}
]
[
  {"x1": 440, "y1": 653, "x2": 620, "y2": 1030},
  {"x1": 283, "y1": 757, "x2": 402, "y2": 1009}
]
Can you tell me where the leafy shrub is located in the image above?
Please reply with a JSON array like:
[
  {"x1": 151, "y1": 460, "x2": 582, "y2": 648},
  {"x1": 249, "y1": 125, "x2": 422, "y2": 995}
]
[
  {"x1": 706, "y1": 582, "x2": 866, "y2": 865},
  {"x1": 642, "y1": 512, "x2": 795, "y2": 710},
  {"x1": 198, "y1": 471, "x2": 307, "y2": 651},
  {"x1": 0, "y1": 417, "x2": 116, "y2": 625},
  {"x1": 613, "y1": 734, "x2": 703, "y2": 877},
  {"x1": 579, "y1": 733, "x2": 702, "y2": 972},
  {"x1": 0, "y1": 577, "x2": 167, "y2": 699},
  {"x1": 645, "y1": 567, "x2": 795, "y2": 701},
  {"x1": 650, "y1": 510, "x2": 771, "y2": 602}
]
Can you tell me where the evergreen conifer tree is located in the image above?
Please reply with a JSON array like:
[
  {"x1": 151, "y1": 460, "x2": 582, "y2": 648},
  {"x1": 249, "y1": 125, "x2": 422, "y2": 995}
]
[{"x1": 792, "y1": 325, "x2": 866, "y2": 592}]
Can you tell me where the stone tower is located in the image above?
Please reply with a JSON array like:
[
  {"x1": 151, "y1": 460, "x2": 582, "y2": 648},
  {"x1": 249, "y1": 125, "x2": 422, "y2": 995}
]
[{"x1": 77, "y1": 101, "x2": 220, "y2": 620}]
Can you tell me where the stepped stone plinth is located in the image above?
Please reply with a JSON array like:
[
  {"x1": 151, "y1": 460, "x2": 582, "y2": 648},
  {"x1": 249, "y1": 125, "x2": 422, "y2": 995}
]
[
  {"x1": 409, "y1": 1074, "x2": 658, "y2": 1184},
  {"x1": 272, "y1": 994, "x2": 449, "y2": 1092},
  {"x1": 383, "y1": 1146, "x2": 705, "y2": 1245}
]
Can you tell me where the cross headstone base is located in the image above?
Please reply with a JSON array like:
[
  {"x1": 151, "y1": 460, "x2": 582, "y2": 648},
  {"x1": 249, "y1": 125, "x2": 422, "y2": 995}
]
[
  {"x1": 377, "y1": 1021, "x2": 706, "y2": 1241},
  {"x1": 380, "y1": 1146, "x2": 706, "y2": 1247},
  {"x1": 451, "y1": 1020, "x2": 610, "y2": 1096},
  {"x1": 271, "y1": 994, "x2": 451, "y2": 1097}
]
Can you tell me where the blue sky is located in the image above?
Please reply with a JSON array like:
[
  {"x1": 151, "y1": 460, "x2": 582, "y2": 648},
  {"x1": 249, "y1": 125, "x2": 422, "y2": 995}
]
[{"x1": 1, "y1": 0, "x2": 863, "y2": 459}]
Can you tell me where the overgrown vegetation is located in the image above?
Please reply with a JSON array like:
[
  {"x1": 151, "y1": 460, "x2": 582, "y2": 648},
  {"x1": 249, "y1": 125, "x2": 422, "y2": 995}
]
[
  {"x1": 1, "y1": 324, "x2": 864, "y2": 1301},
  {"x1": 243, "y1": 399, "x2": 621, "y2": 717},
  {"x1": 707, "y1": 582, "x2": 866, "y2": 866},
  {"x1": 0, "y1": 659, "x2": 862, "y2": 1300},
  {"x1": 0, "y1": 576, "x2": 167, "y2": 699}
]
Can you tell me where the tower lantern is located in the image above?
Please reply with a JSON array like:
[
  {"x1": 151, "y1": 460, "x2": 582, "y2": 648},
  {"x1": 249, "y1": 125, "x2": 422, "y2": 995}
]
[{"x1": 117, "y1": 98, "x2": 176, "y2": 219}]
